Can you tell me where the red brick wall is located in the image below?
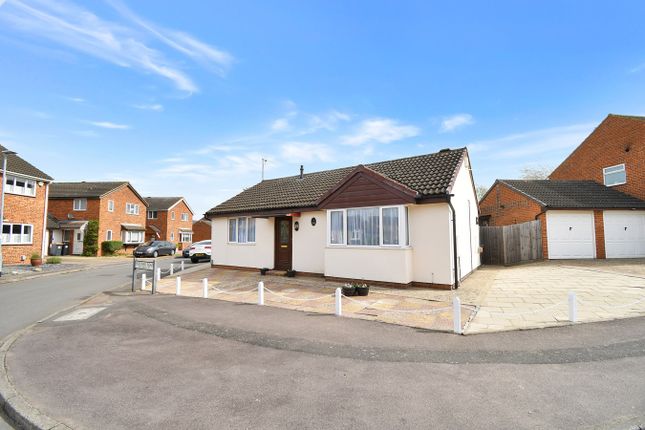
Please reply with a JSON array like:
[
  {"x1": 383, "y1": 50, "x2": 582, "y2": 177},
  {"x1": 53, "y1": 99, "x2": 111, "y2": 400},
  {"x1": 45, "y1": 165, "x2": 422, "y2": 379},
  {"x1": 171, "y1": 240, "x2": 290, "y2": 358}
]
[
  {"x1": 479, "y1": 182, "x2": 543, "y2": 226},
  {"x1": 98, "y1": 185, "x2": 147, "y2": 256},
  {"x1": 537, "y1": 212, "x2": 548, "y2": 259},
  {"x1": 550, "y1": 115, "x2": 645, "y2": 200},
  {"x1": 145, "y1": 200, "x2": 194, "y2": 248},
  {"x1": 593, "y1": 210, "x2": 606, "y2": 259},
  {"x1": 146, "y1": 210, "x2": 168, "y2": 241},
  {"x1": 2, "y1": 175, "x2": 48, "y2": 264},
  {"x1": 192, "y1": 219, "x2": 211, "y2": 242}
]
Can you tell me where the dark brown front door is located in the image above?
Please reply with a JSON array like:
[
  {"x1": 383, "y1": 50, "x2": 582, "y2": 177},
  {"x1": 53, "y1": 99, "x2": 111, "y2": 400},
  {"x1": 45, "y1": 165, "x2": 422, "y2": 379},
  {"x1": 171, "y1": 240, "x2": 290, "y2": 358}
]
[{"x1": 274, "y1": 216, "x2": 292, "y2": 270}]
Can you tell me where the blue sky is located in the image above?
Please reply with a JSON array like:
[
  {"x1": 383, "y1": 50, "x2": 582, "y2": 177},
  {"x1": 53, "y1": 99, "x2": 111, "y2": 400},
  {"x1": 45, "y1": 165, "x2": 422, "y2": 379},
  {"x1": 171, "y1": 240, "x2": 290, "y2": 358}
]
[{"x1": 0, "y1": 0, "x2": 643, "y2": 217}]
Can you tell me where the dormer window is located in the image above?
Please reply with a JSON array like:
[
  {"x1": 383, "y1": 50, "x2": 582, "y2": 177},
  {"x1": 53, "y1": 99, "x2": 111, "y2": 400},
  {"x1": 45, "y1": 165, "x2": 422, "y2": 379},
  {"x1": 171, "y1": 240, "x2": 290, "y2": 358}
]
[{"x1": 603, "y1": 164, "x2": 626, "y2": 186}]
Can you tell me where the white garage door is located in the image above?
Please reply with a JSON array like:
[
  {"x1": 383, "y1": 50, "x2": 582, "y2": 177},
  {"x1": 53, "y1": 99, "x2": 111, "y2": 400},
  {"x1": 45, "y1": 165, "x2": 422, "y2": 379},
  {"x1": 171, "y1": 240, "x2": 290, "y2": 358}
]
[
  {"x1": 603, "y1": 211, "x2": 645, "y2": 258},
  {"x1": 546, "y1": 211, "x2": 595, "y2": 259}
]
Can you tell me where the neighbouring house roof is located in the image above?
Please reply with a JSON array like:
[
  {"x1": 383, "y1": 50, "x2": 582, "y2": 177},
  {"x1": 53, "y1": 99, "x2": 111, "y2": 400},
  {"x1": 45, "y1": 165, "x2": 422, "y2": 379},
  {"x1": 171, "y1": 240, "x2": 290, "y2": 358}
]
[
  {"x1": 207, "y1": 148, "x2": 467, "y2": 216},
  {"x1": 0, "y1": 144, "x2": 53, "y2": 181},
  {"x1": 121, "y1": 223, "x2": 146, "y2": 231},
  {"x1": 499, "y1": 180, "x2": 645, "y2": 209},
  {"x1": 144, "y1": 197, "x2": 192, "y2": 212},
  {"x1": 49, "y1": 181, "x2": 147, "y2": 204},
  {"x1": 57, "y1": 220, "x2": 89, "y2": 229},
  {"x1": 194, "y1": 218, "x2": 211, "y2": 225},
  {"x1": 148, "y1": 225, "x2": 161, "y2": 234},
  {"x1": 47, "y1": 214, "x2": 60, "y2": 229}
]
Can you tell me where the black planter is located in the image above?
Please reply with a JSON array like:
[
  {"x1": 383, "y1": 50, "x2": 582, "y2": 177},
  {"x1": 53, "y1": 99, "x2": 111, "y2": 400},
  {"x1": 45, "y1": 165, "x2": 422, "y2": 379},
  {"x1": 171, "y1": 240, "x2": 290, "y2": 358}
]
[
  {"x1": 260, "y1": 268, "x2": 269, "y2": 276},
  {"x1": 342, "y1": 285, "x2": 356, "y2": 296},
  {"x1": 355, "y1": 286, "x2": 369, "y2": 296},
  {"x1": 286, "y1": 270, "x2": 296, "y2": 278}
]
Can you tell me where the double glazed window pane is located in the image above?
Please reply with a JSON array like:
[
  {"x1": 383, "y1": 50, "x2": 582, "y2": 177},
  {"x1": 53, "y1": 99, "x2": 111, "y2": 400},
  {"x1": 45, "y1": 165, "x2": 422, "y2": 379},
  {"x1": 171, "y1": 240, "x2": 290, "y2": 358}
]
[
  {"x1": 330, "y1": 211, "x2": 344, "y2": 244},
  {"x1": 237, "y1": 218, "x2": 247, "y2": 243},
  {"x1": 229, "y1": 219, "x2": 237, "y2": 242},
  {"x1": 347, "y1": 208, "x2": 379, "y2": 246},
  {"x1": 247, "y1": 218, "x2": 256, "y2": 242},
  {"x1": 382, "y1": 207, "x2": 399, "y2": 245},
  {"x1": 604, "y1": 165, "x2": 626, "y2": 186}
]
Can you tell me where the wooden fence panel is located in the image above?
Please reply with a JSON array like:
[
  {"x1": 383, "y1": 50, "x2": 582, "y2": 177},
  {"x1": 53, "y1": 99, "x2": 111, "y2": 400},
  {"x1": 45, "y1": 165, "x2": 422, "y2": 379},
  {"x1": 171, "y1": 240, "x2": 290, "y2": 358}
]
[{"x1": 480, "y1": 220, "x2": 542, "y2": 266}]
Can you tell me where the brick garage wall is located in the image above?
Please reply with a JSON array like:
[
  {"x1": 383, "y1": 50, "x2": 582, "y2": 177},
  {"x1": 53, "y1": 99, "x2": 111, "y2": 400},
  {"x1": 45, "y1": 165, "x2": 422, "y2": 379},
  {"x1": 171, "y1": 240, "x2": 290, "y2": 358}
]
[
  {"x1": 537, "y1": 212, "x2": 548, "y2": 259},
  {"x1": 550, "y1": 115, "x2": 645, "y2": 200},
  {"x1": 2, "y1": 178, "x2": 48, "y2": 264},
  {"x1": 98, "y1": 185, "x2": 147, "y2": 256},
  {"x1": 479, "y1": 182, "x2": 543, "y2": 226},
  {"x1": 593, "y1": 210, "x2": 606, "y2": 259},
  {"x1": 146, "y1": 210, "x2": 168, "y2": 241},
  {"x1": 192, "y1": 219, "x2": 211, "y2": 242}
]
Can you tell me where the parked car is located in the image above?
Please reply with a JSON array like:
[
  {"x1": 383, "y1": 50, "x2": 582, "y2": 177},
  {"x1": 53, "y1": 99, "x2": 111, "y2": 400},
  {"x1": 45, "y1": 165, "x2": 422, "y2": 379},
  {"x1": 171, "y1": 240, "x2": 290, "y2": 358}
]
[
  {"x1": 189, "y1": 240, "x2": 211, "y2": 263},
  {"x1": 134, "y1": 241, "x2": 176, "y2": 258},
  {"x1": 182, "y1": 247, "x2": 190, "y2": 258}
]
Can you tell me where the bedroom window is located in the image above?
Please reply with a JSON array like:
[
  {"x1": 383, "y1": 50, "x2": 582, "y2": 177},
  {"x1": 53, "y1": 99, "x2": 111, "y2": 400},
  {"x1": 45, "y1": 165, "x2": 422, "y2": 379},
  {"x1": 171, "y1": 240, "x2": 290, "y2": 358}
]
[
  {"x1": 603, "y1": 164, "x2": 626, "y2": 186},
  {"x1": 328, "y1": 206, "x2": 407, "y2": 247},
  {"x1": 4, "y1": 175, "x2": 36, "y2": 197},
  {"x1": 228, "y1": 217, "x2": 255, "y2": 243},
  {"x1": 73, "y1": 198, "x2": 87, "y2": 211}
]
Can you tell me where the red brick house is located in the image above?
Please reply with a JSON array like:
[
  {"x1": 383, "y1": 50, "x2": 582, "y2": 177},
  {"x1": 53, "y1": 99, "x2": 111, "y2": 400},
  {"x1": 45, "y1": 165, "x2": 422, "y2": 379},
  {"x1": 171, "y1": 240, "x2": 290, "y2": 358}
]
[
  {"x1": 192, "y1": 218, "x2": 211, "y2": 242},
  {"x1": 0, "y1": 145, "x2": 53, "y2": 266},
  {"x1": 550, "y1": 114, "x2": 645, "y2": 200},
  {"x1": 48, "y1": 182, "x2": 148, "y2": 256},
  {"x1": 144, "y1": 197, "x2": 194, "y2": 249},
  {"x1": 480, "y1": 180, "x2": 645, "y2": 259}
]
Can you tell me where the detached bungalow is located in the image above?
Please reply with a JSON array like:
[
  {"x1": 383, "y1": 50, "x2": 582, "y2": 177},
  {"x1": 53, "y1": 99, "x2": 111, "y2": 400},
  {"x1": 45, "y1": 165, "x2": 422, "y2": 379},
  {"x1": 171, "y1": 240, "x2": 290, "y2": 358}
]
[{"x1": 206, "y1": 148, "x2": 480, "y2": 288}]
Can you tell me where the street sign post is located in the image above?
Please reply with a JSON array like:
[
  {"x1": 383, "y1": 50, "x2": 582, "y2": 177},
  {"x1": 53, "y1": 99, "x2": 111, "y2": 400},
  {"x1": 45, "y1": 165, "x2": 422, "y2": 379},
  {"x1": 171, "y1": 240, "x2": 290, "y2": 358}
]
[{"x1": 132, "y1": 258, "x2": 157, "y2": 294}]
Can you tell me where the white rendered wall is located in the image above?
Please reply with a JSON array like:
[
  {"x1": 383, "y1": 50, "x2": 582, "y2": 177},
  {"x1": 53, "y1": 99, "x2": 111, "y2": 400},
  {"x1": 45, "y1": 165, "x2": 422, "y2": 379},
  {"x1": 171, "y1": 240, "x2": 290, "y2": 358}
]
[
  {"x1": 408, "y1": 203, "x2": 453, "y2": 285},
  {"x1": 211, "y1": 217, "x2": 275, "y2": 269},
  {"x1": 292, "y1": 211, "x2": 326, "y2": 274},
  {"x1": 324, "y1": 246, "x2": 414, "y2": 284}
]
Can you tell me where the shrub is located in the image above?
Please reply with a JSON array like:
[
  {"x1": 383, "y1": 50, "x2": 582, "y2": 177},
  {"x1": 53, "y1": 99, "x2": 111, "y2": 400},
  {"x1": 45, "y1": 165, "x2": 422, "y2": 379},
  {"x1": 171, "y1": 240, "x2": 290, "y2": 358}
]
[
  {"x1": 101, "y1": 240, "x2": 124, "y2": 256},
  {"x1": 46, "y1": 256, "x2": 62, "y2": 264},
  {"x1": 30, "y1": 252, "x2": 41, "y2": 259},
  {"x1": 82, "y1": 220, "x2": 99, "y2": 256}
]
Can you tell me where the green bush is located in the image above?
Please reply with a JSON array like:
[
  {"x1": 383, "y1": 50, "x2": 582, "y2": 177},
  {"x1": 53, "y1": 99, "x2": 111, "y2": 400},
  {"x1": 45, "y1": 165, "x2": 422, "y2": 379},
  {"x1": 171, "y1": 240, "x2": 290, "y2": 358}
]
[
  {"x1": 46, "y1": 256, "x2": 62, "y2": 264},
  {"x1": 30, "y1": 252, "x2": 41, "y2": 259},
  {"x1": 101, "y1": 240, "x2": 123, "y2": 255},
  {"x1": 82, "y1": 220, "x2": 99, "y2": 256}
]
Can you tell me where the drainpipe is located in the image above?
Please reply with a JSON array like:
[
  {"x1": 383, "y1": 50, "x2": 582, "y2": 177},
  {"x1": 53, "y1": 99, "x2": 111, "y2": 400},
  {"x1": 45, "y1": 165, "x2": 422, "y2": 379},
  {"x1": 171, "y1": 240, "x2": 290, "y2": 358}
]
[{"x1": 447, "y1": 194, "x2": 459, "y2": 289}]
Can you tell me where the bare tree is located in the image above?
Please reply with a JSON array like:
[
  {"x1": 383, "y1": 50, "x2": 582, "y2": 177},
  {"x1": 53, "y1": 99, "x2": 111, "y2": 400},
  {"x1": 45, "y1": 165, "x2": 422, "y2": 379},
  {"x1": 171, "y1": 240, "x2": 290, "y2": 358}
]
[
  {"x1": 475, "y1": 184, "x2": 489, "y2": 201},
  {"x1": 520, "y1": 165, "x2": 552, "y2": 180}
]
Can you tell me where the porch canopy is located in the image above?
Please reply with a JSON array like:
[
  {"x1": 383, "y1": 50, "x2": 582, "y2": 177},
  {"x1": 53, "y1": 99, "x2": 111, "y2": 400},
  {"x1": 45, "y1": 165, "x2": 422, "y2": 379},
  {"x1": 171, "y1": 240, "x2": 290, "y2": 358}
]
[{"x1": 121, "y1": 223, "x2": 146, "y2": 231}]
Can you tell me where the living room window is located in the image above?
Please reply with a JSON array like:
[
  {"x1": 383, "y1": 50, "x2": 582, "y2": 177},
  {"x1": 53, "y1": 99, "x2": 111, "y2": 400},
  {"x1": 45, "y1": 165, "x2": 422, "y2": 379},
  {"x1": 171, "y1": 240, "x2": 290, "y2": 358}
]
[
  {"x1": 1, "y1": 223, "x2": 33, "y2": 244},
  {"x1": 603, "y1": 164, "x2": 626, "y2": 186},
  {"x1": 328, "y1": 206, "x2": 408, "y2": 247},
  {"x1": 228, "y1": 217, "x2": 255, "y2": 243}
]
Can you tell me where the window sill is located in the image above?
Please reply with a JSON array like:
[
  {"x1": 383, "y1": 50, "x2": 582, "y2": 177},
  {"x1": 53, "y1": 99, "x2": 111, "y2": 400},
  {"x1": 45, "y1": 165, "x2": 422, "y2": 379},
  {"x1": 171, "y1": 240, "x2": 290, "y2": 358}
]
[
  {"x1": 3, "y1": 242, "x2": 34, "y2": 246},
  {"x1": 227, "y1": 242, "x2": 256, "y2": 246},
  {"x1": 605, "y1": 182, "x2": 627, "y2": 187},
  {"x1": 326, "y1": 245, "x2": 412, "y2": 250},
  {"x1": 5, "y1": 192, "x2": 36, "y2": 198}
]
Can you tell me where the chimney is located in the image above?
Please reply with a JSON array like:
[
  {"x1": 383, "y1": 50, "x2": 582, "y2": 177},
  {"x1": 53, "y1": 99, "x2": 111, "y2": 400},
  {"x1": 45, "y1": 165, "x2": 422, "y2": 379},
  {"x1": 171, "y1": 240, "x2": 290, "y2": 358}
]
[{"x1": 299, "y1": 165, "x2": 304, "y2": 179}]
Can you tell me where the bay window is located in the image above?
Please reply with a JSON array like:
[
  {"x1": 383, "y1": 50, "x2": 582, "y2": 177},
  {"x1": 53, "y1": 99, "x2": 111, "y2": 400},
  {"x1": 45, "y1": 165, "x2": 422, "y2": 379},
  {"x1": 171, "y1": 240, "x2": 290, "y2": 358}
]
[
  {"x1": 228, "y1": 217, "x2": 255, "y2": 243},
  {"x1": 328, "y1": 206, "x2": 408, "y2": 247},
  {"x1": 123, "y1": 230, "x2": 144, "y2": 244}
]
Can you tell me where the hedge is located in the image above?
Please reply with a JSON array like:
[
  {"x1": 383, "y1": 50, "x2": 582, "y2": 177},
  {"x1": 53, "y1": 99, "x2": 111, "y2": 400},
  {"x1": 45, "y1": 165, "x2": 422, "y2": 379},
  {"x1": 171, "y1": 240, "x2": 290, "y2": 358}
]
[{"x1": 101, "y1": 240, "x2": 124, "y2": 255}]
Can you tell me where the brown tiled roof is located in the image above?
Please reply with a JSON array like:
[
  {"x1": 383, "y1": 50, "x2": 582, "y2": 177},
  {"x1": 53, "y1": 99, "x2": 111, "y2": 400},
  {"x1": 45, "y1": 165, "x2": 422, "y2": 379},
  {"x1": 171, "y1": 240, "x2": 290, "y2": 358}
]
[
  {"x1": 207, "y1": 148, "x2": 467, "y2": 216},
  {"x1": 0, "y1": 144, "x2": 53, "y2": 181},
  {"x1": 500, "y1": 180, "x2": 645, "y2": 209},
  {"x1": 49, "y1": 181, "x2": 129, "y2": 199}
]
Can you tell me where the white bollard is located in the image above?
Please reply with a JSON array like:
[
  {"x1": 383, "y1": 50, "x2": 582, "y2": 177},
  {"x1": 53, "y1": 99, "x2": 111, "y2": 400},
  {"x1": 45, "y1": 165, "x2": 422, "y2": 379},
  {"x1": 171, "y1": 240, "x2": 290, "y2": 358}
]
[
  {"x1": 335, "y1": 287, "x2": 342, "y2": 316},
  {"x1": 156, "y1": 267, "x2": 161, "y2": 281},
  {"x1": 141, "y1": 273, "x2": 147, "y2": 290},
  {"x1": 568, "y1": 291, "x2": 577, "y2": 322},
  {"x1": 202, "y1": 278, "x2": 209, "y2": 298},
  {"x1": 258, "y1": 281, "x2": 264, "y2": 305},
  {"x1": 453, "y1": 296, "x2": 462, "y2": 334},
  {"x1": 170, "y1": 264, "x2": 174, "y2": 275},
  {"x1": 176, "y1": 276, "x2": 182, "y2": 296},
  {"x1": 181, "y1": 260, "x2": 185, "y2": 271}
]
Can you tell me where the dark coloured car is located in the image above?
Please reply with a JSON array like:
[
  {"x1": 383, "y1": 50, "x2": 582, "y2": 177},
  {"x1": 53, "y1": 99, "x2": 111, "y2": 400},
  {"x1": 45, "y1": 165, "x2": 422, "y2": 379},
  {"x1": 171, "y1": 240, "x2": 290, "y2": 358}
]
[
  {"x1": 134, "y1": 241, "x2": 176, "y2": 258},
  {"x1": 182, "y1": 247, "x2": 190, "y2": 258}
]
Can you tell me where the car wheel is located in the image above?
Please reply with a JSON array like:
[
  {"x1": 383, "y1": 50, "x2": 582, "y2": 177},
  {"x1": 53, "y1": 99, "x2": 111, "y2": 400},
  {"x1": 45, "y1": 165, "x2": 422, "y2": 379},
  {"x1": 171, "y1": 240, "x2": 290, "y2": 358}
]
[
  {"x1": 153, "y1": 251, "x2": 158, "y2": 258},
  {"x1": 191, "y1": 257, "x2": 198, "y2": 263}
]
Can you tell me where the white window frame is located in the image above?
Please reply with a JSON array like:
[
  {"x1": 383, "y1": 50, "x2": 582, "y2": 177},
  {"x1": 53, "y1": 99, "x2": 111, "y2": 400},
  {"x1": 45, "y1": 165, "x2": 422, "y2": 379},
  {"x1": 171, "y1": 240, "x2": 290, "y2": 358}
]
[
  {"x1": 122, "y1": 230, "x2": 144, "y2": 244},
  {"x1": 171, "y1": 211, "x2": 175, "y2": 220},
  {"x1": 603, "y1": 163, "x2": 626, "y2": 186},
  {"x1": 181, "y1": 213, "x2": 189, "y2": 222},
  {"x1": 125, "y1": 202, "x2": 140, "y2": 215},
  {"x1": 73, "y1": 198, "x2": 87, "y2": 211},
  {"x1": 147, "y1": 210, "x2": 158, "y2": 219},
  {"x1": 170, "y1": 232, "x2": 175, "y2": 241},
  {"x1": 326, "y1": 205, "x2": 408, "y2": 248},
  {"x1": 106, "y1": 229, "x2": 113, "y2": 241},
  {"x1": 4, "y1": 175, "x2": 36, "y2": 197},
  {"x1": 107, "y1": 200, "x2": 114, "y2": 212},
  {"x1": 228, "y1": 217, "x2": 256, "y2": 244},
  {"x1": 179, "y1": 232, "x2": 193, "y2": 242},
  {"x1": 1, "y1": 223, "x2": 34, "y2": 245}
]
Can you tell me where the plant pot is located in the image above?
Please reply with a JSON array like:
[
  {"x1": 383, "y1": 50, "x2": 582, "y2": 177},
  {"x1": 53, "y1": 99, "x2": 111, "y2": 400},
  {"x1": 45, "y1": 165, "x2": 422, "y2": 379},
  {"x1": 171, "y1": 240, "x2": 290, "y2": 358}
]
[
  {"x1": 30, "y1": 258, "x2": 43, "y2": 267},
  {"x1": 285, "y1": 270, "x2": 296, "y2": 278},
  {"x1": 355, "y1": 286, "x2": 369, "y2": 296},
  {"x1": 260, "y1": 268, "x2": 269, "y2": 276},
  {"x1": 341, "y1": 285, "x2": 356, "y2": 296}
]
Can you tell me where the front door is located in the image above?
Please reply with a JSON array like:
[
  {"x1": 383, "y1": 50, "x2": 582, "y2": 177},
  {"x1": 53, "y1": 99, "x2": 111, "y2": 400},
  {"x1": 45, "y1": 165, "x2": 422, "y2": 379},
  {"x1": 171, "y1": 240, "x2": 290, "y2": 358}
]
[{"x1": 274, "y1": 216, "x2": 293, "y2": 270}]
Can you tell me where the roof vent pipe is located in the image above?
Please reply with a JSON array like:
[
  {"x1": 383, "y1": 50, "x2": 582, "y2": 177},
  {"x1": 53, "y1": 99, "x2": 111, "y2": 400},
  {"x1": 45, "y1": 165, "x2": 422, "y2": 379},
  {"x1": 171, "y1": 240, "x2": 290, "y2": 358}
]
[{"x1": 299, "y1": 165, "x2": 304, "y2": 179}]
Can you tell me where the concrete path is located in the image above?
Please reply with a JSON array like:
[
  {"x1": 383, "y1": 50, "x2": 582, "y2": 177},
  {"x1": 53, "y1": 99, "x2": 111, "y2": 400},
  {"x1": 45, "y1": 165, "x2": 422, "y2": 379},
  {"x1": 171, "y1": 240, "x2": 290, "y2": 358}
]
[{"x1": 4, "y1": 294, "x2": 644, "y2": 429}]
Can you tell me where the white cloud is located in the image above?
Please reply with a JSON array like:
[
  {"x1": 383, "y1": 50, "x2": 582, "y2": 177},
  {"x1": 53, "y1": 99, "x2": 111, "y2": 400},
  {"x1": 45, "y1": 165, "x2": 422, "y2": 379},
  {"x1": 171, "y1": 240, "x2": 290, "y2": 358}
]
[
  {"x1": 271, "y1": 118, "x2": 290, "y2": 131},
  {"x1": 0, "y1": 0, "x2": 233, "y2": 93},
  {"x1": 628, "y1": 62, "x2": 645, "y2": 74},
  {"x1": 440, "y1": 113, "x2": 474, "y2": 132},
  {"x1": 88, "y1": 121, "x2": 130, "y2": 129},
  {"x1": 305, "y1": 110, "x2": 350, "y2": 133},
  {"x1": 66, "y1": 96, "x2": 85, "y2": 103},
  {"x1": 133, "y1": 103, "x2": 164, "y2": 112},
  {"x1": 281, "y1": 142, "x2": 334, "y2": 163},
  {"x1": 342, "y1": 118, "x2": 419, "y2": 146}
]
